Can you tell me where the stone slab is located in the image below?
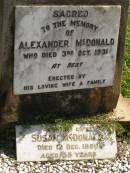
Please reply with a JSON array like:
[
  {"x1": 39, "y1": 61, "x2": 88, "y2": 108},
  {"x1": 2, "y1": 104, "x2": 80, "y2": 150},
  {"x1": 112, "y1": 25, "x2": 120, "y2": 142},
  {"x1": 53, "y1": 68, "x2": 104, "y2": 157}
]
[
  {"x1": 114, "y1": 95, "x2": 130, "y2": 122},
  {"x1": 14, "y1": 5, "x2": 121, "y2": 95},
  {"x1": 16, "y1": 124, "x2": 117, "y2": 161}
]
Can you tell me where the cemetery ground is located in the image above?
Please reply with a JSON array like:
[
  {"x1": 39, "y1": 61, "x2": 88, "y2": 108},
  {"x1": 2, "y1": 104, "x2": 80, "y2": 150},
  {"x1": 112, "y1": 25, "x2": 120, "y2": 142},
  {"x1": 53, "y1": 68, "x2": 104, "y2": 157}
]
[
  {"x1": 0, "y1": 71, "x2": 130, "y2": 168},
  {"x1": 0, "y1": 5, "x2": 130, "y2": 173},
  {"x1": 0, "y1": 107, "x2": 130, "y2": 173}
]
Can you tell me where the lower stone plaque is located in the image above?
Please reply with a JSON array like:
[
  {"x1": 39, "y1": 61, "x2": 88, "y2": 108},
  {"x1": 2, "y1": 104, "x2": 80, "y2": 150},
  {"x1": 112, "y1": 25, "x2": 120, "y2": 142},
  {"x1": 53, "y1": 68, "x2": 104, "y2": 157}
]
[{"x1": 16, "y1": 124, "x2": 117, "y2": 161}]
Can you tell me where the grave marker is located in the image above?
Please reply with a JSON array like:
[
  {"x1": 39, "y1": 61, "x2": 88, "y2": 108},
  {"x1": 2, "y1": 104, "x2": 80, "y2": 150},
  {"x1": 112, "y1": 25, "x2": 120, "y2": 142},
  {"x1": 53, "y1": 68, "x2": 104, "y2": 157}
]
[
  {"x1": 0, "y1": 0, "x2": 128, "y2": 122},
  {"x1": 16, "y1": 124, "x2": 117, "y2": 161},
  {"x1": 14, "y1": 6, "x2": 121, "y2": 94}
]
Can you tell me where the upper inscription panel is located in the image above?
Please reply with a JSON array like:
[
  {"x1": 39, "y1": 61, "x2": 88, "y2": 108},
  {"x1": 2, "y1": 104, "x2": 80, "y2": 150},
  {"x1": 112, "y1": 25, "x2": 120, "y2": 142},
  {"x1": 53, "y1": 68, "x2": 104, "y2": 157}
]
[{"x1": 14, "y1": 6, "x2": 121, "y2": 94}]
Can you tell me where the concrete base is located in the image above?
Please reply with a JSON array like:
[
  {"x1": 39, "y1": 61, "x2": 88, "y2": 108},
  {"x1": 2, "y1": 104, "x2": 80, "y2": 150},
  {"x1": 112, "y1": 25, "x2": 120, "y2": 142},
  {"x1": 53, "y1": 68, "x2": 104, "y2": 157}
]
[{"x1": 114, "y1": 95, "x2": 130, "y2": 122}]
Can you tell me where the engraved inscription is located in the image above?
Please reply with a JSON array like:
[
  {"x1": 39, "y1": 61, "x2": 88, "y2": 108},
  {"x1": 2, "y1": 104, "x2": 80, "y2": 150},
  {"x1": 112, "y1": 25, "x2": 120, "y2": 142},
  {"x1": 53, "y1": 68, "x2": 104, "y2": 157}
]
[
  {"x1": 16, "y1": 124, "x2": 117, "y2": 161},
  {"x1": 14, "y1": 6, "x2": 121, "y2": 94}
]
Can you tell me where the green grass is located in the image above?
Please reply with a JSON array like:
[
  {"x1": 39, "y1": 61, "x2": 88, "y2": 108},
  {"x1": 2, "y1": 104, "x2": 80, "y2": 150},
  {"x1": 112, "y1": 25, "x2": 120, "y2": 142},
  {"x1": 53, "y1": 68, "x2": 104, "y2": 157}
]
[{"x1": 121, "y1": 7, "x2": 130, "y2": 97}]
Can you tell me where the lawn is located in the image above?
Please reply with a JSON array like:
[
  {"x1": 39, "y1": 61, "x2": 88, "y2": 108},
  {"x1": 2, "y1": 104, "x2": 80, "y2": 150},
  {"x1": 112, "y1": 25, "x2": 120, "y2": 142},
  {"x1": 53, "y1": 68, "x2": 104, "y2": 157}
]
[{"x1": 121, "y1": 7, "x2": 130, "y2": 97}]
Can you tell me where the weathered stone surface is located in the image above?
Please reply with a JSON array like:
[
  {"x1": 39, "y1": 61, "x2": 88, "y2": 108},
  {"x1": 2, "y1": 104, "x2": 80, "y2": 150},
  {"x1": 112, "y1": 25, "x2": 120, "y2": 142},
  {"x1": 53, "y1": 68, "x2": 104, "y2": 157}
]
[
  {"x1": 14, "y1": 6, "x2": 121, "y2": 94},
  {"x1": 0, "y1": 0, "x2": 129, "y2": 124},
  {"x1": 16, "y1": 124, "x2": 117, "y2": 161}
]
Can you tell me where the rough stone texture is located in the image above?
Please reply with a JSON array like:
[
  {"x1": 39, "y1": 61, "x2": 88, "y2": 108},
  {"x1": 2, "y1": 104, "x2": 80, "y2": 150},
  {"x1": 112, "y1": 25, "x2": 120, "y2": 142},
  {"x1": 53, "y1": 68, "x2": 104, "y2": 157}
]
[{"x1": 0, "y1": 0, "x2": 129, "y2": 124}]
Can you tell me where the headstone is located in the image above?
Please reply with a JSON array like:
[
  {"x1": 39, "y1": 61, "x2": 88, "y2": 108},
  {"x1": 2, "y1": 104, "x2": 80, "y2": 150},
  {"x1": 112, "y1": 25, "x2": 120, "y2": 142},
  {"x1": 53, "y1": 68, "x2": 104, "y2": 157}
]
[
  {"x1": 0, "y1": 0, "x2": 129, "y2": 123},
  {"x1": 16, "y1": 124, "x2": 117, "y2": 161},
  {"x1": 14, "y1": 5, "x2": 121, "y2": 95}
]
